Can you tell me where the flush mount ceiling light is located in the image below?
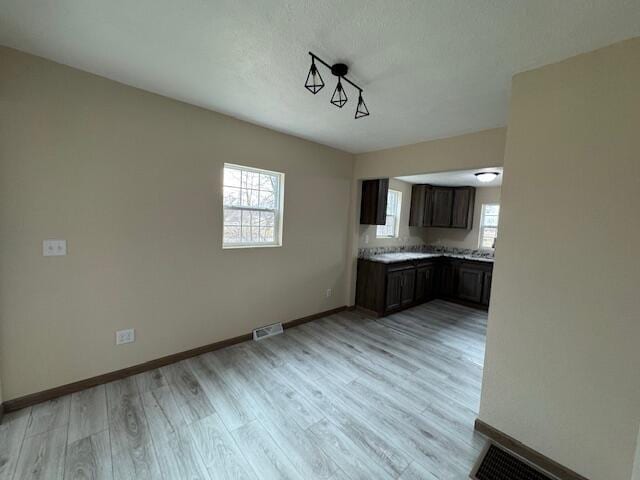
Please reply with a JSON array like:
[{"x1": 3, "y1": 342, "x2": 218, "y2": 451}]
[
  {"x1": 305, "y1": 52, "x2": 369, "y2": 119},
  {"x1": 475, "y1": 172, "x2": 501, "y2": 183}
]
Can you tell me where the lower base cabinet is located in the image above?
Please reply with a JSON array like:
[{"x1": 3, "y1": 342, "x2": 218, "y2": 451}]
[
  {"x1": 456, "y1": 265, "x2": 485, "y2": 303},
  {"x1": 415, "y1": 264, "x2": 435, "y2": 303},
  {"x1": 385, "y1": 268, "x2": 416, "y2": 312},
  {"x1": 436, "y1": 262, "x2": 455, "y2": 297},
  {"x1": 356, "y1": 257, "x2": 493, "y2": 316}
]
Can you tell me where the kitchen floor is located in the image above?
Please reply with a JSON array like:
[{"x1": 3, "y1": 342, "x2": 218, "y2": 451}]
[{"x1": 0, "y1": 300, "x2": 487, "y2": 480}]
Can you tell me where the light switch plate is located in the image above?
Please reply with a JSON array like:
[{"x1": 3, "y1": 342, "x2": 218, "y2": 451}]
[{"x1": 43, "y1": 239, "x2": 67, "y2": 256}]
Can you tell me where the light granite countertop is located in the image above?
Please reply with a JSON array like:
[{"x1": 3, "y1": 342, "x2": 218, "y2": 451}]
[{"x1": 366, "y1": 252, "x2": 494, "y2": 264}]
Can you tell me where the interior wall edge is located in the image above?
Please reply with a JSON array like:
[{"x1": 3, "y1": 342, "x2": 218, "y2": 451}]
[{"x1": 474, "y1": 419, "x2": 590, "y2": 480}]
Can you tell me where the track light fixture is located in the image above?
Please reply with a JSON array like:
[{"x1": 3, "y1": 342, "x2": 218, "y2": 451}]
[{"x1": 305, "y1": 52, "x2": 370, "y2": 119}]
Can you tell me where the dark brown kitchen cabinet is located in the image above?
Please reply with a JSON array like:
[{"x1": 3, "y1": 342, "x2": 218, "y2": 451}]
[
  {"x1": 415, "y1": 264, "x2": 435, "y2": 303},
  {"x1": 430, "y1": 187, "x2": 454, "y2": 227},
  {"x1": 409, "y1": 184, "x2": 475, "y2": 229},
  {"x1": 456, "y1": 265, "x2": 485, "y2": 303},
  {"x1": 409, "y1": 184, "x2": 433, "y2": 227},
  {"x1": 385, "y1": 267, "x2": 415, "y2": 312},
  {"x1": 400, "y1": 269, "x2": 416, "y2": 307},
  {"x1": 360, "y1": 178, "x2": 389, "y2": 225},
  {"x1": 451, "y1": 187, "x2": 475, "y2": 229},
  {"x1": 356, "y1": 257, "x2": 492, "y2": 316},
  {"x1": 482, "y1": 271, "x2": 493, "y2": 306},
  {"x1": 384, "y1": 271, "x2": 403, "y2": 311},
  {"x1": 436, "y1": 261, "x2": 455, "y2": 297}
]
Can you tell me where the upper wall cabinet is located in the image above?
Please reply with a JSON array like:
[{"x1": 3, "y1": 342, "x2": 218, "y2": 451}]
[
  {"x1": 451, "y1": 187, "x2": 475, "y2": 228},
  {"x1": 409, "y1": 185, "x2": 475, "y2": 229},
  {"x1": 409, "y1": 184, "x2": 433, "y2": 227},
  {"x1": 360, "y1": 178, "x2": 389, "y2": 225},
  {"x1": 431, "y1": 187, "x2": 455, "y2": 227}
]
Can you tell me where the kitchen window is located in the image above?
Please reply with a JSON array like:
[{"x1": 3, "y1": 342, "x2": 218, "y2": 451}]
[
  {"x1": 376, "y1": 189, "x2": 402, "y2": 238},
  {"x1": 479, "y1": 203, "x2": 500, "y2": 249},
  {"x1": 222, "y1": 164, "x2": 284, "y2": 248}
]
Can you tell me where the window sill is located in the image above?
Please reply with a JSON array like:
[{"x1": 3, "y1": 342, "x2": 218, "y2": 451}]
[{"x1": 222, "y1": 243, "x2": 282, "y2": 250}]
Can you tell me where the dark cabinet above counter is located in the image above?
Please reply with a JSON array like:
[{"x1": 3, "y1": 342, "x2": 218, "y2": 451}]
[
  {"x1": 408, "y1": 184, "x2": 433, "y2": 227},
  {"x1": 359, "y1": 178, "x2": 475, "y2": 229},
  {"x1": 409, "y1": 184, "x2": 475, "y2": 229},
  {"x1": 360, "y1": 178, "x2": 389, "y2": 225}
]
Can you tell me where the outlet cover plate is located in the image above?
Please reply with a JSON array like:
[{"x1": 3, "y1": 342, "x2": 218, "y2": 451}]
[
  {"x1": 43, "y1": 239, "x2": 67, "y2": 256},
  {"x1": 116, "y1": 329, "x2": 135, "y2": 345}
]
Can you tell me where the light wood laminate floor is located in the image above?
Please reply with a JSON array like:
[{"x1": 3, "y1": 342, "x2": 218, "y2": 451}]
[{"x1": 0, "y1": 300, "x2": 487, "y2": 480}]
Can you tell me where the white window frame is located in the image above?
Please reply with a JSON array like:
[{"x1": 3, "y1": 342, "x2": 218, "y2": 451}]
[
  {"x1": 222, "y1": 163, "x2": 285, "y2": 249},
  {"x1": 478, "y1": 203, "x2": 500, "y2": 250},
  {"x1": 376, "y1": 189, "x2": 402, "y2": 238}
]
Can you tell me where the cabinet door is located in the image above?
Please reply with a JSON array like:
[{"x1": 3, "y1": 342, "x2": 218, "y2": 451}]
[
  {"x1": 360, "y1": 179, "x2": 389, "y2": 225},
  {"x1": 409, "y1": 185, "x2": 427, "y2": 226},
  {"x1": 400, "y1": 269, "x2": 416, "y2": 307},
  {"x1": 482, "y1": 271, "x2": 493, "y2": 306},
  {"x1": 451, "y1": 187, "x2": 475, "y2": 229},
  {"x1": 456, "y1": 267, "x2": 484, "y2": 303},
  {"x1": 422, "y1": 186, "x2": 433, "y2": 226},
  {"x1": 385, "y1": 271, "x2": 403, "y2": 311},
  {"x1": 436, "y1": 263, "x2": 455, "y2": 297},
  {"x1": 431, "y1": 187, "x2": 454, "y2": 227},
  {"x1": 409, "y1": 185, "x2": 433, "y2": 227},
  {"x1": 415, "y1": 265, "x2": 435, "y2": 303}
]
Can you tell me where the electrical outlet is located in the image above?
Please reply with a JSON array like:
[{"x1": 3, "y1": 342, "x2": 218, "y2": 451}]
[
  {"x1": 326, "y1": 288, "x2": 332, "y2": 298},
  {"x1": 43, "y1": 239, "x2": 67, "y2": 256},
  {"x1": 116, "y1": 329, "x2": 135, "y2": 345}
]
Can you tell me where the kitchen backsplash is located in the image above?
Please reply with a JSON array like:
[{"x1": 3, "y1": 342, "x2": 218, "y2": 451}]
[{"x1": 358, "y1": 244, "x2": 495, "y2": 260}]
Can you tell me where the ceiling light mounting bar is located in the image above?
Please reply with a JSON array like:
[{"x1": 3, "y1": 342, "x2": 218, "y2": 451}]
[{"x1": 308, "y1": 52, "x2": 363, "y2": 93}]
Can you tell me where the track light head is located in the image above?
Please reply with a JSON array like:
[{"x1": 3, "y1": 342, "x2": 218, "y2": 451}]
[
  {"x1": 304, "y1": 59, "x2": 324, "y2": 94},
  {"x1": 355, "y1": 93, "x2": 369, "y2": 119},
  {"x1": 330, "y1": 79, "x2": 348, "y2": 108}
]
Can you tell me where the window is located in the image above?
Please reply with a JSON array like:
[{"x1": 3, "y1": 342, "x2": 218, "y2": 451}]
[
  {"x1": 376, "y1": 189, "x2": 402, "y2": 238},
  {"x1": 479, "y1": 204, "x2": 500, "y2": 249},
  {"x1": 222, "y1": 164, "x2": 284, "y2": 248}
]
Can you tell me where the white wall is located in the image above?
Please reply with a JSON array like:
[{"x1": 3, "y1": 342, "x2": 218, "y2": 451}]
[
  {"x1": 480, "y1": 37, "x2": 640, "y2": 480},
  {"x1": 0, "y1": 47, "x2": 354, "y2": 400},
  {"x1": 423, "y1": 186, "x2": 501, "y2": 250}
]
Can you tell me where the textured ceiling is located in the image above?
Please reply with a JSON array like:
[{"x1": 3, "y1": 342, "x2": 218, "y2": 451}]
[
  {"x1": 397, "y1": 168, "x2": 503, "y2": 187},
  {"x1": 1, "y1": 1, "x2": 639, "y2": 153}
]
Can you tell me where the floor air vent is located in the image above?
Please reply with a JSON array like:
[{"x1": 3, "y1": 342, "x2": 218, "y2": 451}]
[
  {"x1": 252, "y1": 322, "x2": 283, "y2": 341},
  {"x1": 470, "y1": 443, "x2": 557, "y2": 480}
]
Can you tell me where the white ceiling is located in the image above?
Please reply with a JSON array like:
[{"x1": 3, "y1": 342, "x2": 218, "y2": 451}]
[
  {"x1": 1, "y1": 1, "x2": 639, "y2": 153},
  {"x1": 397, "y1": 168, "x2": 503, "y2": 187}
]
